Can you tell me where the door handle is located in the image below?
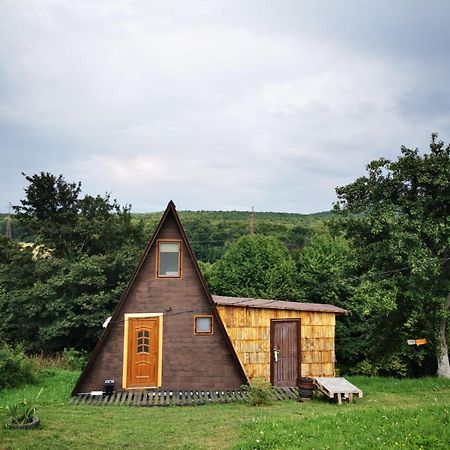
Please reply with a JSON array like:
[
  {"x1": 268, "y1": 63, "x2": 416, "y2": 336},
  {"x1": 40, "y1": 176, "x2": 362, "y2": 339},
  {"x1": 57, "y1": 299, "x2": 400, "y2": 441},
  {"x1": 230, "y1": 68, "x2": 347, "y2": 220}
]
[{"x1": 274, "y1": 350, "x2": 279, "y2": 362}]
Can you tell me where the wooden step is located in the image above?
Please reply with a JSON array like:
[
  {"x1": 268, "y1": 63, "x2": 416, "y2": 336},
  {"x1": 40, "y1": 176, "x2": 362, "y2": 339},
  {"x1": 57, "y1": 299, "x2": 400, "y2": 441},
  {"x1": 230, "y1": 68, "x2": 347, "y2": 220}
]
[{"x1": 313, "y1": 377, "x2": 363, "y2": 404}]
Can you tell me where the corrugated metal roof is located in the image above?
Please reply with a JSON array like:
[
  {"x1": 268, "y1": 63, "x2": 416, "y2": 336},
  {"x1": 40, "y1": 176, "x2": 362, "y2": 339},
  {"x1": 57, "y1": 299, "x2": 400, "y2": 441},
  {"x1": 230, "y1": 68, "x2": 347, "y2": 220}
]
[{"x1": 212, "y1": 295, "x2": 349, "y2": 315}]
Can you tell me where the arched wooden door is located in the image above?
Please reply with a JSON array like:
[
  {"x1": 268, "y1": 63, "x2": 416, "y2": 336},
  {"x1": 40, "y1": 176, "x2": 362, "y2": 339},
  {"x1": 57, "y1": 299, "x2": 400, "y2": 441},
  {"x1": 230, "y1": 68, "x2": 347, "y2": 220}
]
[{"x1": 127, "y1": 317, "x2": 160, "y2": 388}]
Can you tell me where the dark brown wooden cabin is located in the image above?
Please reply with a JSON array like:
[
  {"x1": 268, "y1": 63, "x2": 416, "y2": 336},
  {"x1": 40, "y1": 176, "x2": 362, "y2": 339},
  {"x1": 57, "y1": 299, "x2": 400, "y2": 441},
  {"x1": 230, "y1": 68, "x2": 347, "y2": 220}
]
[{"x1": 72, "y1": 201, "x2": 347, "y2": 395}]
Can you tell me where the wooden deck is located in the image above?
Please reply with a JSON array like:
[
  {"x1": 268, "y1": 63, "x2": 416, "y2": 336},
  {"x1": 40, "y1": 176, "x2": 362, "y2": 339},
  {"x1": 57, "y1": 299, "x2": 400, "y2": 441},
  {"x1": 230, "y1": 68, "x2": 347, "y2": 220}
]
[
  {"x1": 313, "y1": 377, "x2": 363, "y2": 404},
  {"x1": 70, "y1": 387, "x2": 300, "y2": 407}
]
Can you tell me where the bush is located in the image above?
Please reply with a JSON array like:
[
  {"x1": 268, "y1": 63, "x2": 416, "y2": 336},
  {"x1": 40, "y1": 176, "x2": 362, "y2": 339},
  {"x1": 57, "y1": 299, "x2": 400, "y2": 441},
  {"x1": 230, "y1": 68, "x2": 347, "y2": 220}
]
[
  {"x1": 242, "y1": 379, "x2": 273, "y2": 406},
  {"x1": 348, "y1": 359, "x2": 379, "y2": 376},
  {"x1": 60, "y1": 348, "x2": 89, "y2": 371},
  {"x1": 0, "y1": 342, "x2": 35, "y2": 390},
  {"x1": 349, "y1": 355, "x2": 409, "y2": 378},
  {"x1": 378, "y1": 355, "x2": 408, "y2": 378}
]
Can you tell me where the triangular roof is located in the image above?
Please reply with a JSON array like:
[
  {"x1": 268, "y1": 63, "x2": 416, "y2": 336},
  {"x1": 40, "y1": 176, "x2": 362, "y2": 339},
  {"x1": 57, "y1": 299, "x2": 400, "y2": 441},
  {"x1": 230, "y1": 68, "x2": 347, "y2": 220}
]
[{"x1": 72, "y1": 201, "x2": 247, "y2": 395}]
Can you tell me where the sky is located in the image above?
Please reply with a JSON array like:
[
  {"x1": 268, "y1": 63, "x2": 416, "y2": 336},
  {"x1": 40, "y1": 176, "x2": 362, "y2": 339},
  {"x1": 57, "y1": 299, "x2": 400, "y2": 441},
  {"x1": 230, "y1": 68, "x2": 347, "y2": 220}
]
[{"x1": 1, "y1": 1, "x2": 450, "y2": 214}]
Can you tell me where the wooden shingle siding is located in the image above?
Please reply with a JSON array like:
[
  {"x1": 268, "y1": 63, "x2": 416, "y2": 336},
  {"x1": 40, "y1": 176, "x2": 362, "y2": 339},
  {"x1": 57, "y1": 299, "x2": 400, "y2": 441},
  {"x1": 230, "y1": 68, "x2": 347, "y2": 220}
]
[{"x1": 216, "y1": 305, "x2": 336, "y2": 381}]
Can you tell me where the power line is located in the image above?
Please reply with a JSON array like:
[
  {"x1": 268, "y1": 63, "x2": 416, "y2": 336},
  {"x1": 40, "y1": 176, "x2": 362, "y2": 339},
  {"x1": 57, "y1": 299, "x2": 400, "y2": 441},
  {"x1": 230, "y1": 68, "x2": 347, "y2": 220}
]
[
  {"x1": 342, "y1": 256, "x2": 450, "y2": 284},
  {"x1": 103, "y1": 256, "x2": 450, "y2": 326},
  {"x1": 185, "y1": 238, "x2": 302, "y2": 245}
]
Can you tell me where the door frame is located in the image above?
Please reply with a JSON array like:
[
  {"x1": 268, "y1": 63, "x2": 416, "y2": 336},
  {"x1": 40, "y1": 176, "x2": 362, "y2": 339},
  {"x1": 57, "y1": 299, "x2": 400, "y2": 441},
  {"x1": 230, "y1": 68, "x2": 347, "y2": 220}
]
[
  {"x1": 270, "y1": 318, "x2": 301, "y2": 387},
  {"x1": 122, "y1": 313, "x2": 163, "y2": 389}
]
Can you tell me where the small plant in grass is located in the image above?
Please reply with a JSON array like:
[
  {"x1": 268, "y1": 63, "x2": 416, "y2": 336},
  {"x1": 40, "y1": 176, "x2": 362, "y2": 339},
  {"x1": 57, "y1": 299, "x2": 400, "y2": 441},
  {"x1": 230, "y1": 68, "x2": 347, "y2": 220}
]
[
  {"x1": 242, "y1": 379, "x2": 273, "y2": 406},
  {"x1": 5, "y1": 387, "x2": 43, "y2": 429}
]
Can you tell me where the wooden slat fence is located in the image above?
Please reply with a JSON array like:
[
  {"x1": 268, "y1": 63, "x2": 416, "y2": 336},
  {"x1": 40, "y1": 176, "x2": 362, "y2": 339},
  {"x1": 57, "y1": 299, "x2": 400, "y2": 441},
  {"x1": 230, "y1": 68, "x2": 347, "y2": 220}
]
[{"x1": 71, "y1": 387, "x2": 300, "y2": 407}]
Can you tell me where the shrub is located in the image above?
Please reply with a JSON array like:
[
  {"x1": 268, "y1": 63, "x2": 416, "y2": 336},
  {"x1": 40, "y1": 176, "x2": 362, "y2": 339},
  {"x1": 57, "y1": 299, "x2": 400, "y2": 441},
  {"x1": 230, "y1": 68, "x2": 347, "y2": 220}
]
[
  {"x1": 242, "y1": 379, "x2": 273, "y2": 406},
  {"x1": 348, "y1": 359, "x2": 379, "y2": 376},
  {"x1": 28, "y1": 348, "x2": 88, "y2": 371},
  {"x1": 378, "y1": 355, "x2": 408, "y2": 378},
  {"x1": 349, "y1": 355, "x2": 408, "y2": 378},
  {"x1": 29, "y1": 352, "x2": 62, "y2": 371},
  {"x1": 0, "y1": 342, "x2": 36, "y2": 390},
  {"x1": 60, "y1": 348, "x2": 89, "y2": 371}
]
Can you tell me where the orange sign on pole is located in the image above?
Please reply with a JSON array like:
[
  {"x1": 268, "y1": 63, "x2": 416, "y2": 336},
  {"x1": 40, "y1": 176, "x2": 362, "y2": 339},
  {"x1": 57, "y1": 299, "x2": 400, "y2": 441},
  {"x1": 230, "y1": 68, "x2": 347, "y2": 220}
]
[{"x1": 407, "y1": 338, "x2": 427, "y2": 346}]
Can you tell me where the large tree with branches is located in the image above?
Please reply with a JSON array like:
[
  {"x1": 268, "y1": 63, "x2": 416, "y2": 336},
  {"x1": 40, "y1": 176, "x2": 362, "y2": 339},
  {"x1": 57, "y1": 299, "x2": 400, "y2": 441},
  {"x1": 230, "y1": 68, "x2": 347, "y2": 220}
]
[{"x1": 335, "y1": 134, "x2": 450, "y2": 377}]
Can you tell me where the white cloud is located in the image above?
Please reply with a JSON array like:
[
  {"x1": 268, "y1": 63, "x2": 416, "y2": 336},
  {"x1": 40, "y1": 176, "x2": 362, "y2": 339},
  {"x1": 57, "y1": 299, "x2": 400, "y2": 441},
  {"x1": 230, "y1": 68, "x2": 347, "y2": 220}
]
[{"x1": 1, "y1": 1, "x2": 449, "y2": 212}]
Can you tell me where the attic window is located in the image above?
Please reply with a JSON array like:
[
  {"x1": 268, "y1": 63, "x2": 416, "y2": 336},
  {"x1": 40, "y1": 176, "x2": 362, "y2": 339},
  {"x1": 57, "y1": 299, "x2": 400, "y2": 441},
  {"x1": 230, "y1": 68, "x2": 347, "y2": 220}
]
[
  {"x1": 157, "y1": 241, "x2": 181, "y2": 277},
  {"x1": 194, "y1": 315, "x2": 213, "y2": 335}
]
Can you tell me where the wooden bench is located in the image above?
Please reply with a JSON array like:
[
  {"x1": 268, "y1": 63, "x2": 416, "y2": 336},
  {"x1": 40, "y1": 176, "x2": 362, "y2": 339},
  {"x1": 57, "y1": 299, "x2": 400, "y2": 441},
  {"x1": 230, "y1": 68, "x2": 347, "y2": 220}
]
[{"x1": 313, "y1": 377, "x2": 363, "y2": 404}]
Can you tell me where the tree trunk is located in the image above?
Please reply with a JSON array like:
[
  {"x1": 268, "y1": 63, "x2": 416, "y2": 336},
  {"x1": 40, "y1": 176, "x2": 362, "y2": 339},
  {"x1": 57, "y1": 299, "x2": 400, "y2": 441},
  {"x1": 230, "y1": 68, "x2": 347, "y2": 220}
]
[{"x1": 436, "y1": 292, "x2": 450, "y2": 378}]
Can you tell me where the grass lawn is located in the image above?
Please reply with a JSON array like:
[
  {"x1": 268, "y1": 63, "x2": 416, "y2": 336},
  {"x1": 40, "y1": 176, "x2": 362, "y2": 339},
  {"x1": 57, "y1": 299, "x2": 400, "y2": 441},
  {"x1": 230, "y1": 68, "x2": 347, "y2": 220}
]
[{"x1": 0, "y1": 371, "x2": 449, "y2": 449}]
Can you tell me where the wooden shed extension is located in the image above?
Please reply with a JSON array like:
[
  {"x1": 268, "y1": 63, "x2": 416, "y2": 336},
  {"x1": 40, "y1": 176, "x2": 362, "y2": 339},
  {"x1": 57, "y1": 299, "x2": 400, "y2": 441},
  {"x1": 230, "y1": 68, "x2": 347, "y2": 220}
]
[{"x1": 213, "y1": 295, "x2": 348, "y2": 383}]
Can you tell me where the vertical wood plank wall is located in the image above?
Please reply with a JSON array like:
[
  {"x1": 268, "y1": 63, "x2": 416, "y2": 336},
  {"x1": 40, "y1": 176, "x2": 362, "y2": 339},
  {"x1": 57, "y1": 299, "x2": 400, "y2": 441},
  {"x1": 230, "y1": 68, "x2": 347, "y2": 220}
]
[{"x1": 216, "y1": 306, "x2": 336, "y2": 381}]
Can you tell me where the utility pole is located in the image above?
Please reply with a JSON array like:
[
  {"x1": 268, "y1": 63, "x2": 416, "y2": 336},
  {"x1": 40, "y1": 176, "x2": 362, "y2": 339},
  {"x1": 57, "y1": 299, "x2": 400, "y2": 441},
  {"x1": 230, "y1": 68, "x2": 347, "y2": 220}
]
[
  {"x1": 5, "y1": 202, "x2": 12, "y2": 239},
  {"x1": 249, "y1": 206, "x2": 255, "y2": 236}
]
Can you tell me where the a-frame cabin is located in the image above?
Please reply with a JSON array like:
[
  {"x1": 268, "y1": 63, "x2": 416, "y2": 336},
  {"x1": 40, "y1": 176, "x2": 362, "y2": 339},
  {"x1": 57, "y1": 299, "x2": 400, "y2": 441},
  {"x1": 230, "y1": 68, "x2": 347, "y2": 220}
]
[
  {"x1": 73, "y1": 201, "x2": 246, "y2": 394},
  {"x1": 73, "y1": 201, "x2": 348, "y2": 395}
]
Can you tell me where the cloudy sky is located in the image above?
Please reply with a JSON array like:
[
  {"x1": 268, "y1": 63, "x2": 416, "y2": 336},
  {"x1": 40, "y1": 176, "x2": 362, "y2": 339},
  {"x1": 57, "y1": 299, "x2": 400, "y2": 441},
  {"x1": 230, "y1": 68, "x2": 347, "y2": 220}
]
[{"x1": 1, "y1": 1, "x2": 449, "y2": 213}]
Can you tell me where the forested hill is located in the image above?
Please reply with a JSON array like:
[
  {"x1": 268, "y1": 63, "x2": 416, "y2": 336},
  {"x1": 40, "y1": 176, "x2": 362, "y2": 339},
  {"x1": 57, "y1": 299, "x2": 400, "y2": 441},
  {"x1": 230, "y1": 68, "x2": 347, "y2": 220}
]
[
  {"x1": 3, "y1": 141, "x2": 449, "y2": 378},
  {"x1": 1, "y1": 209, "x2": 332, "y2": 263},
  {"x1": 132, "y1": 210, "x2": 332, "y2": 262}
]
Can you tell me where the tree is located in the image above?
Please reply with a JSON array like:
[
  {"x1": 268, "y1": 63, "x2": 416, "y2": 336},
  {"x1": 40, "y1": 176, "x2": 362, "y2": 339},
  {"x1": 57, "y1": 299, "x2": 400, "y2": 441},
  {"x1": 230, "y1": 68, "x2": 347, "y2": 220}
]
[
  {"x1": 15, "y1": 172, "x2": 143, "y2": 258},
  {"x1": 0, "y1": 173, "x2": 145, "y2": 352},
  {"x1": 334, "y1": 134, "x2": 450, "y2": 378},
  {"x1": 0, "y1": 238, "x2": 37, "y2": 346},
  {"x1": 297, "y1": 233, "x2": 351, "y2": 306},
  {"x1": 296, "y1": 232, "x2": 361, "y2": 372},
  {"x1": 14, "y1": 173, "x2": 81, "y2": 257},
  {"x1": 208, "y1": 235, "x2": 299, "y2": 300}
]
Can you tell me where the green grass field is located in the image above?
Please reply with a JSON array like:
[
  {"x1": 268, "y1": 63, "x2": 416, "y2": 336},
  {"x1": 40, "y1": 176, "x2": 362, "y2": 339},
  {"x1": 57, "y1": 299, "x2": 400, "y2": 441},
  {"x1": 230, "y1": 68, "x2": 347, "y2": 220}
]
[{"x1": 0, "y1": 370, "x2": 449, "y2": 449}]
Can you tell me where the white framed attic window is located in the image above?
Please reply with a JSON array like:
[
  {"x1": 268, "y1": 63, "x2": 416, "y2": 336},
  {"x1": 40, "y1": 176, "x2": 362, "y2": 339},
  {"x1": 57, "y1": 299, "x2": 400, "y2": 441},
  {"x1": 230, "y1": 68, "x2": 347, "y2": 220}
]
[{"x1": 157, "y1": 240, "x2": 181, "y2": 278}]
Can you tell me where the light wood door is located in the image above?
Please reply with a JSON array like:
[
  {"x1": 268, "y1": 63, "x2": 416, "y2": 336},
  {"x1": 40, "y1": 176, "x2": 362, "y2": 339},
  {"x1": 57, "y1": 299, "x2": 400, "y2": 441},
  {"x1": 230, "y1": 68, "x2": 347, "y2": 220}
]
[
  {"x1": 271, "y1": 320, "x2": 299, "y2": 387},
  {"x1": 127, "y1": 317, "x2": 159, "y2": 388}
]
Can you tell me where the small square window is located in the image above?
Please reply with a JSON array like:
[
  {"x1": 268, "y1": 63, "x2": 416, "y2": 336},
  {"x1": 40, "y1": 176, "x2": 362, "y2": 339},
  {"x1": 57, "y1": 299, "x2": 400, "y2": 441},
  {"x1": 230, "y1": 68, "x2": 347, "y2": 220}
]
[
  {"x1": 194, "y1": 315, "x2": 213, "y2": 335},
  {"x1": 158, "y1": 241, "x2": 181, "y2": 277}
]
